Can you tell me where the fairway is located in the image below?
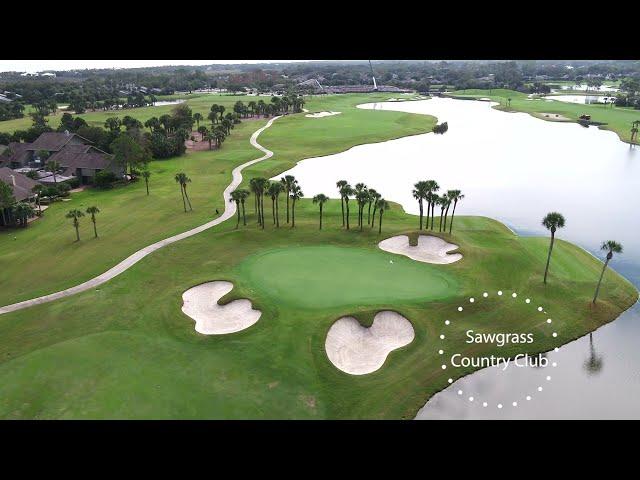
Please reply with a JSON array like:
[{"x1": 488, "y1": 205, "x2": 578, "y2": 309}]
[{"x1": 237, "y1": 245, "x2": 458, "y2": 309}]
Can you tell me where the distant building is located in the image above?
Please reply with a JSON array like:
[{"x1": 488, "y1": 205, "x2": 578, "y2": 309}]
[{"x1": 0, "y1": 131, "x2": 122, "y2": 185}]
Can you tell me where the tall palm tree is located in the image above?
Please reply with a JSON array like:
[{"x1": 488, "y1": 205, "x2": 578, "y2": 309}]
[
  {"x1": 66, "y1": 209, "x2": 84, "y2": 241},
  {"x1": 339, "y1": 184, "x2": 354, "y2": 230},
  {"x1": 141, "y1": 168, "x2": 151, "y2": 196},
  {"x1": 236, "y1": 189, "x2": 250, "y2": 225},
  {"x1": 369, "y1": 190, "x2": 382, "y2": 228},
  {"x1": 354, "y1": 183, "x2": 367, "y2": 228},
  {"x1": 429, "y1": 193, "x2": 440, "y2": 230},
  {"x1": 593, "y1": 240, "x2": 623, "y2": 304},
  {"x1": 249, "y1": 178, "x2": 260, "y2": 216},
  {"x1": 336, "y1": 180, "x2": 348, "y2": 226},
  {"x1": 313, "y1": 194, "x2": 329, "y2": 230},
  {"x1": 266, "y1": 182, "x2": 283, "y2": 226},
  {"x1": 377, "y1": 198, "x2": 390, "y2": 234},
  {"x1": 412, "y1": 181, "x2": 429, "y2": 230},
  {"x1": 443, "y1": 190, "x2": 455, "y2": 230},
  {"x1": 447, "y1": 190, "x2": 465, "y2": 234},
  {"x1": 193, "y1": 112, "x2": 202, "y2": 130},
  {"x1": 229, "y1": 190, "x2": 242, "y2": 228},
  {"x1": 174, "y1": 173, "x2": 192, "y2": 212},
  {"x1": 290, "y1": 184, "x2": 303, "y2": 228},
  {"x1": 425, "y1": 180, "x2": 439, "y2": 230},
  {"x1": 542, "y1": 212, "x2": 566, "y2": 284},
  {"x1": 280, "y1": 175, "x2": 297, "y2": 223},
  {"x1": 86, "y1": 206, "x2": 100, "y2": 238},
  {"x1": 438, "y1": 193, "x2": 448, "y2": 232},
  {"x1": 366, "y1": 188, "x2": 378, "y2": 225}
]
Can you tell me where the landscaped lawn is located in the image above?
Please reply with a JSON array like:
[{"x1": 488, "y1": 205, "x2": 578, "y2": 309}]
[
  {"x1": 0, "y1": 93, "x2": 434, "y2": 306},
  {"x1": 0, "y1": 199, "x2": 636, "y2": 419},
  {"x1": 448, "y1": 88, "x2": 640, "y2": 143}
]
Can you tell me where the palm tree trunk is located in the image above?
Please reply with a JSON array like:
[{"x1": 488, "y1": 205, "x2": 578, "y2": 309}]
[
  {"x1": 180, "y1": 185, "x2": 186, "y2": 212},
  {"x1": 444, "y1": 204, "x2": 450, "y2": 231},
  {"x1": 74, "y1": 222, "x2": 80, "y2": 241},
  {"x1": 260, "y1": 196, "x2": 265, "y2": 229},
  {"x1": 425, "y1": 200, "x2": 430, "y2": 229},
  {"x1": 593, "y1": 258, "x2": 610, "y2": 304},
  {"x1": 319, "y1": 204, "x2": 323, "y2": 230},
  {"x1": 439, "y1": 209, "x2": 444, "y2": 232},
  {"x1": 340, "y1": 197, "x2": 345, "y2": 226},
  {"x1": 449, "y1": 201, "x2": 458, "y2": 234},
  {"x1": 346, "y1": 201, "x2": 350, "y2": 230},
  {"x1": 236, "y1": 201, "x2": 240, "y2": 228},
  {"x1": 145, "y1": 179, "x2": 149, "y2": 196},
  {"x1": 272, "y1": 198, "x2": 276, "y2": 224},
  {"x1": 371, "y1": 205, "x2": 377, "y2": 229},
  {"x1": 291, "y1": 199, "x2": 296, "y2": 227},
  {"x1": 242, "y1": 201, "x2": 247, "y2": 225},
  {"x1": 286, "y1": 193, "x2": 290, "y2": 223},
  {"x1": 543, "y1": 232, "x2": 555, "y2": 284},
  {"x1": 419, "y1": 200, "x2": 423, "y2": 230},
  {"x1": 275, "y1": 197, "x2": 279, "y2": 227},
  {"x1": 92, "y1": 218, "x2": 98, "y2": 238},
  {"x1": 184, "y1": 186, "x2": 193, "y2": 211},
  {"x1": 367, "y1": 202, "x2": 372, "y2": 225},
  {"x1": 378, "y1": 211, "x2": 383, "y2": 234},
  {"x1": 430, "y1": 203, "x2": 435, "y2": 230}
]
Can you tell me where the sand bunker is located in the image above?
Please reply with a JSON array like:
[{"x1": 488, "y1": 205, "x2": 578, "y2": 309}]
[
  {"x1": 305, "y1": 111, "x2": 341, "y2": 118},
  {"x1": 535, "y1": 112, "x2": 570, "y2": 122},
  {"x1": 325, "y1": 311, "x2": 415, "y2": 375},
  {"x1": 378, "y1": 235, "x2": 462, "y2": 264},
  {"x1": 182, "y1": 281, "x2": 261, "y2": 335}
]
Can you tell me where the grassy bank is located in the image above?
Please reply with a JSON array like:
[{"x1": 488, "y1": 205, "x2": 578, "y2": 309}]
[
  {"x1": 0, "y1": 201, "x2": 636, "y2": 419},
  {"x1": 447, "y1": 89, "x2": 640, "y2": 143}
]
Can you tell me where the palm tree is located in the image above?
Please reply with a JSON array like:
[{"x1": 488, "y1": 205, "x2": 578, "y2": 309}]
[
  {"x1": 32, "y1": 184, "x2": 44, "y2": 214},
  {"x1": 425, "y1": 180, "x2": 439, "y2": 230},
  {"x1": 141, "y1": 168, "x2": 151, "y2": 196},
  {"x1": 290, "y1": 184, "x2": 303, "y2": 228},
  {"x1": 369, "y1": 190, "x2": 382, "y2": 228},
  {"x1": 66, "y1": 209, "x2": 84, "y2": 241},
  {"x1": 429, "y1": 193, "x2": 440, "y2": 230},
  {"x1": 174, "y1": 173, "x2": 192, "y2": 212},
  {"x1": 366, "y1": 188, "x2": 378, "y2": 225},
  {"x1": 46, "y1": 160, "x2": 60, "y2": 184},
  {"x1": 86, "y1": 206, "x2": 100, "y2": 238},
  {"x1": 354, "y1": 183, "x2": 367, "y2": 228},
  {"x1": 193, "y1": 112, "x2": 203, "y2": 130},
  {"x1": 377, "y1": 198, "x2": 390, "y2": 234},
  {"x1": 443, "y1": 189, "x2": 455, "y2": 230},
  {"x1": 280, "y1": 175, "x2": 297, "y2": 223},
  {"x1": 542, "y1": 212, "x2": 566, "y2": 284},
  {"x1": 438, "y1": 193, "x2": 448, "y2": 232},
  {"x1": 336, "y1": 180, "x2": 347, "y2": 226},
  {"x1": 592, "y1": 240, "x2": 623, "y2": 304},
  {"x1": 237, "y1": 189, "x2": 250, "y2": 226},
  {"x1": 266, "y1": 182, "x2": 283, "y2": 227},
  {"x1": 229, "y1": 190, "x2": 242, "y2": 228},
  {"x1": 339, "y1": 184, "x2": 354, "y2": 230},
  {"x1": 412, "y1": 181, "x2": 428, "y2": 230},
  {"x1": 447, "y1": 190, "x2": 465, "y2": 234},
  {"x1": 313, "y1": 194, "x2": 329, "y2": 229}
]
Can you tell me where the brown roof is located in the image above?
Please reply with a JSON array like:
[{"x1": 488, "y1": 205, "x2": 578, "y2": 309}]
[
  {"x1": 0, "y1": 167, "x2": 39, "y2": 202},
  {"x1": 60, "y1": 150, "x2": 114, "y2": 174},
  {"x1": 48, "y1": 143, "x2": 92, "y2": 165},
  {"x1": 0, "y1": 142, "x2": 31, "y2": 167},
  {"x1": 27, "y1": 132, "x2": 92, "y2": 152}
]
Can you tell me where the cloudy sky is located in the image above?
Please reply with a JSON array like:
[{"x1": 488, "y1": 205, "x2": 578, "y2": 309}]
[{"x1": 0, "y1": 60, "x2": 311, "y2": 73}]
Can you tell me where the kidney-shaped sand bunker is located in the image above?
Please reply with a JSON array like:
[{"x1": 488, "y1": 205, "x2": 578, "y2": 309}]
[
  {"x1": 379, "y1": 235, "x2": 462, "y2": 264},
  {"x1": 325, "y1": 311, "x2": 415, "y2": 375},
  {"x1": 182, "y1": 281, "x2": 261, "y2": 335}
]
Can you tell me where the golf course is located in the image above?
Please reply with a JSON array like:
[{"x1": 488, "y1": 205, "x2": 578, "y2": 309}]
[{"x1": 0, "y1": 92, "x2": 637, "y2": 419}]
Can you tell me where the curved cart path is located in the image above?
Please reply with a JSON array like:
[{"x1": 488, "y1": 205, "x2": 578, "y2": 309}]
[{"x1": 0, "y1": 116, "x2": 281, "y2": 316}]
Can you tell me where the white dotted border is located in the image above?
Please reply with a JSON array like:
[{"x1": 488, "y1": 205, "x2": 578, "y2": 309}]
[{"x1": 440, "y1": 290, "x2": 559, "y2": 410}]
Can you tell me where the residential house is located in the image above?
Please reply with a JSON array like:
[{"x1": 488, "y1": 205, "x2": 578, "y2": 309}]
[
  {"x1": 0, "y1": 131, "x2": 123, "y2": 184},
  {"x1": 0, "y1": 167, "x2": 38, "y2": 226}
]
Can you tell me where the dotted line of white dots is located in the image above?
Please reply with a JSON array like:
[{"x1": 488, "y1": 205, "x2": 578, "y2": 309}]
[{"x1": 440, "y1": 290, "x2": 559, "y2": 409}]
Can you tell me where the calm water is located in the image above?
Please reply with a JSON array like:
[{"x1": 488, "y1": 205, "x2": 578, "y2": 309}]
[
  {"x1": 545, "y1": 94, "x2": 614, "y2": 105},
  {"x1": 275, "y1": 97, "x2": 640, "y2": 419},
  {"x1": 559, "y1": 84, "x2": 619, "y2": 93}
]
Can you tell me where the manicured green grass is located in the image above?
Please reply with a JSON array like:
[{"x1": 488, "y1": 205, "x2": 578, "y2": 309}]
[
  {"x1": 0, "y1": 93, "x2": 434, "y2": 306},
  {"x1": 448, "y1": 88, "x2": 640, "y2": 143},
  {"x1": 0, "y1": 199, "x2": 636, "y2": 419},
  {"x1": 237, "y1": 245, "x2": 457, "y2": 309}
]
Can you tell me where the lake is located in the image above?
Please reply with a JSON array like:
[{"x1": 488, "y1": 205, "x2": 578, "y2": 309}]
[
  {"x1": 545, "y1": 94, "x2": 615, "y2": 105},
  {"x1": 274, "y1": 97, "x2": 640, "y2": 419}
]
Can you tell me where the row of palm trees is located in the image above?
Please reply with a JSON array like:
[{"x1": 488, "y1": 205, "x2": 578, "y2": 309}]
[
  {"x1": 542, "y1": 211, "x2": 623, "y2": 304},
  {"x1": 65, "y1": 206, "x2": 100, "y2": 241},
  {"x1": 335, "y1": 181, "x2": 390, "y2": 233},
  {"x1": 412, "y1": 180, "x2": 464, "y2": 234}
]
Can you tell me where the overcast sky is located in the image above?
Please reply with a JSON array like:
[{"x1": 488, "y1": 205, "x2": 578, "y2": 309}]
[{"x1": 0, "y1": 60, "x2": 312, "y2": 73}]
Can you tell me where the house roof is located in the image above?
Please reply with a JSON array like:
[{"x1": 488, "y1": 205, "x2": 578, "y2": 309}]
[
  {"x1": 0, "y1": 167, "x2": 39, "y2": 202},
  {"x1": 0, "y1": 142, "x2": 30, "y2": 167},
  {"x1": 61, "y1": 151, "x2": 114, "y2": 174},
  {"x1": 27, "y1": 131, "x2": 92, "y2": 152}
]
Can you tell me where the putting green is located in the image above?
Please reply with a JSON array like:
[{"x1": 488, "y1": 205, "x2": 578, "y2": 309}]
[{"x1": 237, "y1": 245, "x2": 458, "y2": 309}]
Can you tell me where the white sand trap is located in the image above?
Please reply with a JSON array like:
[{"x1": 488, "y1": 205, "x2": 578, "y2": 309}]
[
  {"x1": 181, "y1": 281, "x2": 261, "y2": 335},
  {"x1": 378, "y1": 235, "x2": 462, "y2": 264},
  {"x1": 325, "y1": 311, "x2": 415, "y2": 375},
  {"x1": 305, "y1": 111, "x2": 341, "y2": 118}
]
